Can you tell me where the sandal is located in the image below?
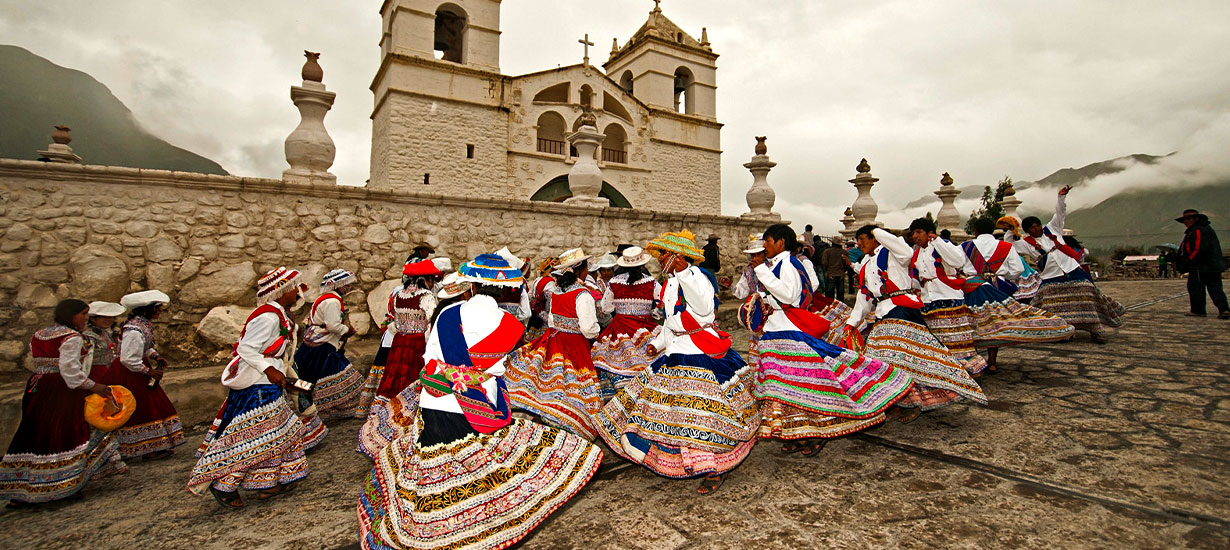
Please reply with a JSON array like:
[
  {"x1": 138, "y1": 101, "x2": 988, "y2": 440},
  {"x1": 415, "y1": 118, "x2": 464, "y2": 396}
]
[
  {"x1": 257, "y1": 482, "x2": 297, "y2": 501},
  {"x1": 697, "y1": 474, "x2": 725, "y2": 495},
  {"x1": 780, "y1": 441, "x2": 807, "y2": 454},
  {"x1": 896, "y1": 408, "x2": 922, "y2": 424},
  {"x1": 210, "y1": 487, "x2": 244, "y2": 510},
  {"x1": 800, "y1": 439, "x2": 828, "y2": 458}
]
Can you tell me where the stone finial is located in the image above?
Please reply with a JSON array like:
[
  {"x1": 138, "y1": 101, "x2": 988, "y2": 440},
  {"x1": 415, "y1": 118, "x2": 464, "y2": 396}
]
[
  {"x1": 742, "y1": 136, "x2": 780, "y2": 221},
  {"x1": 652, "y1": 0, "x2": 662, "y2": 14},
  {"x1": 700, "y1": 27, "x2": 710, "y2": 49},
  {"x1": 844, "y1": 207, "x2": 853, "y2": 216},
  {"x1": 754, "y1": 136, "x2": 767, "y2": 155},
  {"x1": 302, "y1": 51, "x2": 323, "y2": 83},
  {"x1": 564, "y1": 111, "x2": 609, "y2": 208},
  {"x1": 934, "y1": 172, "x2": 967, "y2": 240},
  {"x1": 848, "y1": 158, "x2": 880, "y2": 228},
  {"x1": 37, "y1": 125, "x2": 82, "y2": 164},
  {"x1": 611, "y1": 37, "x2": 620, "y2": 55},
  {"x1": 579, "y1": 106, "x2": 598, "y2": 128},
  {"x1": 839, "y1": 206, "x2": 858, "y2": 238},
  {"x1": 856, "y1": 158, "x2": 871, "y2": 174},
  {"x1": 940, "y1": 172, "x2": 953, "y2": 186},
  {"x1": 1003, "y1": 181, "x2": 1016, "y2": 196},
  {"x1": 999, "y1": 181, "x2": 1023, "y2": 221}
]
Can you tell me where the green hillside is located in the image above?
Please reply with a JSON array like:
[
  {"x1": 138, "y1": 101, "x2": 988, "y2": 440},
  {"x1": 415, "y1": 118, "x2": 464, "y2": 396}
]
[
  {"x1": 0, "y1": 45, "x2": 226, "y2": 174},
  {"x1": 1064, "y1": 182, "x2": 1230, "y2": 253}
]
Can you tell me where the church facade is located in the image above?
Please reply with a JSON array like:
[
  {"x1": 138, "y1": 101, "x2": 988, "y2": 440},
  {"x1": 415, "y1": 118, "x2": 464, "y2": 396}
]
[{"x1": 369, "y1": 0, "x2": 723, "y2": 214}]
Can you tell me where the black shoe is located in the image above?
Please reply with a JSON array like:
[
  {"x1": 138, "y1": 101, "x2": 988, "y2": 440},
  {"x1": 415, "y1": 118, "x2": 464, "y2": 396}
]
[{"x1": 1219, "y1": 311, "x2": 1230, "y2": 320}]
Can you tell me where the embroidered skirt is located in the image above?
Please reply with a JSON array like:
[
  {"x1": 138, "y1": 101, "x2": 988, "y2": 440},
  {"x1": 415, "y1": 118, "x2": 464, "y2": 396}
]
[
  {"x1": 864, "y1": 309, "x2": 987, "y2": 411},
  {"x1": 591, "y1": 315, "x2": 661, "y2": 401},
  {"x1": 1032, "y1": 271, "x2": 1125, "y2": 331},
  {"x1": 809, "y1": 295, "x2": 863, "y2": 345},
  {"x1": 964, "y1": 284, "x2": 1075, "y2": 346},
  {"x1": 357, "y1": 331, "x2": 425, "y2": 418},
  {"x1": 504, "y1": 330, "x2": 602, "y2": 439},
  {"x1": 0, "y1": 373, "x2": 128, "y2": 503},
  {"x1": 1014, "y1": 272, "x2": 1042, "y2": 302},
  {"x1": 357, "y1": 412, "x2": 602, "y2": 550},
  {"x1": 99, "y1": 363, "x2": 185, "y2": 458},
  {"x1": 295, "y1": 342, "x2": 365, "y2": 421},
  {"x1": 596, "y1": 350, "x2": 758, "y2": 478},
  {"x1": 754, "y1": 330, "x2": 911, "y2": 439},
  {"x1": 189, "y1": 384, "x2": 308, "y2": 494},
  {"x1": 921, "y1": 300, "x2": 989, "y2": 376},
  {"x1": 358, "y1": 382, "x2": 422, "y2": 460}
]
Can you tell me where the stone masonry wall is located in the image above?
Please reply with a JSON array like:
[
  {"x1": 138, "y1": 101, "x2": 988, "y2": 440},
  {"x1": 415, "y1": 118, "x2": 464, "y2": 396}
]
[{"x1": 0, "y1": 159, "x2": 774, "y2": 372}]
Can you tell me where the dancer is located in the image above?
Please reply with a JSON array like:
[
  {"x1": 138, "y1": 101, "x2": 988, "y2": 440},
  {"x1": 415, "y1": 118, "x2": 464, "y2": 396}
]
[
  {"x1": 189, "y1": 267, "x2": 310, "y2": 509},
  {"x1": 83, "y1": 301, "x2": 125, "y2": 383},
  {"x1": 358, "y1": 255, "x2": 602, "y2": 550},
  {"x1": 355, "y1": 258, "x2": 442, "y2": 417},
  {"x1": 591, "y1": 246, "x2": 662, "y2": 401},
  {"x1": 524, "y1": 256, "x2": 559, "y2": 343},
  {"x1": 752, "y1": 225, "x2": 912, "y2": 455},
  {"x1": 733, "y1": 236, "x2": 768, "y2": 367},
  {"x1": 294, "y1": 269, "x2": 365, "y2": 420},
  {"x1": 493, "y1": 247, "x2": 532, "y2": 321},
  {"x1": 505, "y1": 248, "x2": 603, "y2": 439},
  {"x1": 847, "y1": 226, "x2": 986, "y2": 423},
  {"x1": 905, "y1": 218, "x2": 989, "y2": 376},
  {"x1": 0, "y1": 299, "x2": 128, "y2": 507},
  {"x1": 1005, "y1": 186, "x2": 1125, "y2": 342},
  {"x1": 597, "y1": 230, "x2": 758, "y2": 494},
  {"x1": 102, "y1": 290, "x2": 185, "y2": 459}
]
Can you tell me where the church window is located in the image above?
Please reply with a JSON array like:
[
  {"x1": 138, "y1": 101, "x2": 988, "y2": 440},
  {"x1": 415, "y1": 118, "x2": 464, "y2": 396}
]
[
  {"x1": 535, "y1": 111, "x2": 567, "y2": 156},
  {"x1": 603, "y1": 92, "x2": 632, "y2": 122},
  {"x1": 673, "y1": 67, "x2": 695, "y2": 114},
  {"x1": 677, "y1": 32, "x2": 684, "y2": 43},
  {"x1": 618, "y1": 71, "x2": 634, "y2": 95},
  {"x1": 533, "y1": 82, "x2": 570, "y2": 103},
  {"x1": 601, "y1": 124, "x2": 628, "y2": 164},
  {"x1": 433, "y1": 4, "x2": 467, "y2": 63},
  {"x1": 466, "y1": 144, "x2": 475, "y2": 158},
  {"x1": 579, "y1": 84, "x2": 594, "y2": 108},
  {"x1": 423, "y1": 173, "x2": 430, "y2": 185},
  {"x1": 530, "y1": 175, "x2": 632, "y2": 208}
]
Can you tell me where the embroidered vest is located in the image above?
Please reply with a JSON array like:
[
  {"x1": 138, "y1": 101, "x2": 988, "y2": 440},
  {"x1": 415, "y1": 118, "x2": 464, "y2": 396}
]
[
  {"x1": 84, "y1": 325, "x2": 117, "y2": 367},
  {"x1": 121, "y1": 316, "x2": 157, "y2": 356},
  {"x1": 549, "y1": 287, "x2": 587, "y2": 334},
  {"x1": 609, "y1": 274, "x2": 657, "y2": 317},
  {"x1": 30, "y1": 325, "x2": 89, "y2": 374},
  {"x1": 390, "y1": 288, "x2": 429, "y2": 335}
]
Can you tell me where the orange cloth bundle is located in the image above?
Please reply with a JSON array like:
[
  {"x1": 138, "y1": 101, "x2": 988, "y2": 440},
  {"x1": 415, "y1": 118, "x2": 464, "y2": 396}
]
[{"x1": 84, "y1": 385, "x2": 136, "y2": 432}]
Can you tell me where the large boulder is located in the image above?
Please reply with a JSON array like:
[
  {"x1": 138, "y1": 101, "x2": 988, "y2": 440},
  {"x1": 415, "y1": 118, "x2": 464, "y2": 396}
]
[
  {"x1": 69, "y1": 245, "x2": 129, "y2": 301},
  {"x1": 197, "y1": 305, "x2": 255, "y2": 348},
  {"x1": 179, "y1": 262, "x2": 257, "y2": 307},
  {"x1": 367, "y1": 279, "x2": 400, "y2": 329}
]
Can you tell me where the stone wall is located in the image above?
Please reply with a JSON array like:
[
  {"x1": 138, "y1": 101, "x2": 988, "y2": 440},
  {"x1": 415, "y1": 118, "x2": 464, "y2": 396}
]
[{"x1": 0, "y1": 159, "x2": 775, "y2": 372}]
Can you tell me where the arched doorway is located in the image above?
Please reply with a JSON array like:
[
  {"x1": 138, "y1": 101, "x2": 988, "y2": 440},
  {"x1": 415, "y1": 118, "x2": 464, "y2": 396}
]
[{"x1": 530, "y1": 175, "x2": 632, "y2": 208}]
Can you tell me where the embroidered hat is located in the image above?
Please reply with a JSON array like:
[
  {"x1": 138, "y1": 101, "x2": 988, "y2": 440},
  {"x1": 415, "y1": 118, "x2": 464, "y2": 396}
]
[
  {"x1": 459, "y1": 253, "x2": 524, "y2": 287},
  {"x1": 616, "y1": 246, "x2": 651, "y2": 267},
  {"x1": 88, "y1": 301, "x2": 126, "y2": 318},
  {"x1": 742, "y1": 233, "x2": 766, "y2": 254},
  {"x1": 403, "y1": 258, "x2": 444, "y2": 277},
  {"x1": 589, "y1": 253, "x2": 618, "y2": 271},
  {"x1": 431, "y1": 257, "x2": 454, "y2": 273},
  {"x1": 494, "y1": 247, "x2": 525, "y2": 271},
  {"x1": 256, "y1": 267, "x2": 305, "y2": 306},
  {"x1": 553, "y1": 247, "x2": 591, "y2": 273},
  {"x1": 120, "y1": 290, "x2": 171, "y2": 310},
  {"x1": 437, "y1": 272, "x2": 473, "y2": 299},
  {"x1": 321, "y1": 269, "x2": 355, "y2": 292},
  {"x1": 537, "y1": 256, "x2": 559, "y2": 274},
  {"x1": 646, "y1": 230, "x2": 704, "y2": 262}
]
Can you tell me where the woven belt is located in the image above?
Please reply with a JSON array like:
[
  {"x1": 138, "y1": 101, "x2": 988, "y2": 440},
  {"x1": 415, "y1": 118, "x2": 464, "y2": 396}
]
[
  {"x1": 551, "y1": 314, "x2": 581, "y2": 334},
  {"x1": 614, "y1": 302, "x2": 655, "y2": 316},
  {"x1": 882, "y1": 289, "x2": 919, "y2": 299},
  {"x1": 671, "y1": 321, "x2": 719, "y2": 337}
]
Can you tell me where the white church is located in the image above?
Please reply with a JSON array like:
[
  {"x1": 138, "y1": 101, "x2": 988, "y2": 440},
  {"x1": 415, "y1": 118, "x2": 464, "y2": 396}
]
[{"x1": 368, "y1": 0, "x2": 723, "y2": 214}]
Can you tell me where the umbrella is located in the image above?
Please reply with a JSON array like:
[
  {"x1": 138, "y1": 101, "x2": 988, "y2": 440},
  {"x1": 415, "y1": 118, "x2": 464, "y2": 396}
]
[{"x1": 1155, "y1": 243, "x2": 1179, "y2": 250}]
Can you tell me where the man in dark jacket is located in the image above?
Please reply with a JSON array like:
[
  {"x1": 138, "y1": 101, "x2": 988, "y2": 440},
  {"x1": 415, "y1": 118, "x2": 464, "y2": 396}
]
[
  {"x1": 700, "y1": 234, "x2": 721, "y2": 273},
  {"x1": 1176, "y1": 209, "x2": 1228, "y2": 319}
]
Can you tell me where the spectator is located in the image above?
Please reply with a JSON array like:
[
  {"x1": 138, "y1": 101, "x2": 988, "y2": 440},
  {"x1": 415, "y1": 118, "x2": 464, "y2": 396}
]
[
  {"x1": 700, "y1": 234, "x2": 721, "y2": 273},
  {"x1": 1158, "y1": 253, "x2": 1168, "y2": 278},
  {"x1": 800, "y1": 224, "x2": 814, "y2": 246},
  {"x1": 819, "y1": 236, "x2": 851, "y2": 301},
  {"x1": 847, "y1": 242, "x2": 865, "y2": 293},
  {"x1": 1175, "y1": 209, "x2": 1228, "y2": 319}
]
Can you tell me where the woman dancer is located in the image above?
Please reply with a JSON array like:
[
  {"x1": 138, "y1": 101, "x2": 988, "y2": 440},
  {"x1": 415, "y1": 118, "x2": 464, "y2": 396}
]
[{"x1": 590, "y1": 246, "x2": 662, "y2": 401}]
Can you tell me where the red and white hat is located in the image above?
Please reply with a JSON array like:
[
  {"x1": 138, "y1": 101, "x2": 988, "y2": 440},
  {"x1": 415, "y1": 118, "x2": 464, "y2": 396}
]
[
  {"x1": 256, "y1": 267, "x2": 305, "y2": 306},
  {"x1": 403, "y1": 258, "x2": 445, "y2": 277}
]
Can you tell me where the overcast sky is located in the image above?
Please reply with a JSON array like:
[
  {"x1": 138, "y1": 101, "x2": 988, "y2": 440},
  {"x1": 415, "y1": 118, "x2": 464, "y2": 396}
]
[{"x1": 3, "y1": 1, "x2": 1228, "y2": 233}]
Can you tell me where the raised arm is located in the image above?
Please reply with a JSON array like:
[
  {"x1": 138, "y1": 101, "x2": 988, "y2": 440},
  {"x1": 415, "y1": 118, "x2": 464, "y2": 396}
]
[
  {"x1": 1048, "y1": 186, "x2": 1070, "y2": 234},
  {"x1": 872, "y1": 228, "x2": 913, "y2": 262}
]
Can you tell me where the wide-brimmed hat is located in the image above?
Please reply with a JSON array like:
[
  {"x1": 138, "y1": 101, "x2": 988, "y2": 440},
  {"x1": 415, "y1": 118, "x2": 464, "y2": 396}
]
[
  {"x1": 616, "y1": 246, "x2": 651, "y2": 267},
  {"x1": 1175, "y1": 209, "x2": 1208, "y2": 223},
  {"x1": 537, "y1": 256, "x2": 559, "y2": 274},
  {"x1": 553, "y1": 248, "x2": 591, "y2": 273},
  {"x1": 742, "y1": 233, "x2": 765, "y2": 254},
  {"x1": 459, "y1": 253, "x2": 524, "y2": 287},
  {"x1": 830, "y1": 235, "x2": 844, "y2": 245},
  {"x1": 84, "y1": 385, "x2": 136, "y2": 432},
  {"x1": 120, "y1": 290, "x2": 170, "y2": 310},
  {"x1": 707, "y1": 234, "x2": 721, "y2": 242},
  {"x1": 646, "y1": 230, "x2": 704, "y2": 262},
  {"x1": 413, "y1": 242, "x2": 435, "y2": 252},
  {"x1": 88, "y1": 301, "x2": 126, "y2": 318},
  {"x1": 437, "y1": 272, "x2": 472, "y2": 299},
  {"x1": 590, "y1": 254, "x2": 618, "y2": 271},
  {"x1": 431, "y1": 257, "x2": 453, "y2": 273},
  {"x1": 403, "y1": 258, "x2": 444, "y2": 278},
  {"x1": 256, "y1": 267, "x2": 305, "y2": 306},
  {"x1": 494, "y1": 247, "x2": 525, "y2": 271},
  {"x1": 321, "y1": 269, "x2": 355, "y2": 292}
]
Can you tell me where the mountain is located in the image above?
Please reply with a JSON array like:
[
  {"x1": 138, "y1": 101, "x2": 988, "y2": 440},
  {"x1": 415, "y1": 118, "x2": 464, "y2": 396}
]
[
  {"x1": 1063, "y1": 182, "x2": 1230, "y2": 253},
  {"x1": 0, "y1": 45, "x2": 226, "y2": 174}
]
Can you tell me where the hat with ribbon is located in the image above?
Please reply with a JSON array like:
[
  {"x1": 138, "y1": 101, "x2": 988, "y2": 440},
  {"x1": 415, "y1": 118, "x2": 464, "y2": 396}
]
[
  {"x1": 321, "y1": 269, "x2": 355, "y2": 292},
  {"x1": 590, "y1": 253, "x2": 618, "y2": 271},
  {"x1": 742, "y1": 233, "x2": 766, "y2": 254},
  {"x1": 553, "y1": 247, "x2": 591, "y2": 273},
  {"x1": 616, "y1": 246, "x2": 651, "y2": 267},
  {"x1": 120, "y1": 290, "x2": 171, "y2": 310},
  {"x1": 255, "y1": 267, "x2": 306, "y2": 306},
  {"x1": 437, "y1": 272, "x2": 473, "y2": 299},
  {"x1": 537, "y1": 256, "x2": 559, "y2": 274},
  {"x1": 403, "y1": 258, "x2": 444, "y2": 278},
  {"x1": 459, "y1": 253, "x2": 524, "y2": 287},
  {"x1": 646, "y1": 230, "x2": 704, "y2": 262},
  {"x1": 88, "y1": 301, "x2": 126, "y2": 318}
]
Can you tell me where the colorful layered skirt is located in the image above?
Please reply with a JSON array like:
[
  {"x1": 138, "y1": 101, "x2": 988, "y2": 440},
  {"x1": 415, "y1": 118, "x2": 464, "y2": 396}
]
[
  {"x1": 864, "y1": 308, "x2": 987, "y2": 411},
  {"x1": 920, "y1": 299, "x2": 989, "y2": 376},
  {"x1": 1032, "y1": 270, "x2": 1125, "y2": 332},
  {"x1": 755, "y1": 330, "x2": 912, "y2": 440},
  {"x1": 1014, "y1": 267, "x2": 1042, "y2": 302},
  {"x1": 357, "y1": 331, "x2": 426, "y2": 418},
  {"x1": 358, "y1": 409, "x2": 602, "y2": 550},
  {"x1": 964, "y1": 282, "x2": 1075, "y2": 346},
  {"x1": 810, "y1": 295, "x2": 865, "y2": 345},
  {"x1": 358, "y1": 382, "x2": 421, "y2": 460},
  {"x1": 294, "y1": 342, "x2": 366, "y2": 420},
  {"x1": 597, "y1": 350, "x2": 760, "y2": 478},
  {"x1": 504, "y1": 330, "x2": 602, "y2": 439},
  {"x1": 99, "y1": 362, "x2": 185, "y2": 458},
  {"x1": 189, "y1": 384, "x2": 309, "y2": 494},
  {"x1": 590, "y1": 314, "x2": 661, "y2": 401},
  {"x1": 0, "y1": 373, "x2": 128, "y2": 503}
]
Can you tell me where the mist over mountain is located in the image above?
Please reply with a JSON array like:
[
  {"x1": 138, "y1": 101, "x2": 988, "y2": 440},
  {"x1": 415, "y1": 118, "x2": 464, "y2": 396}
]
[{"x1": 0, "y1": 45, "x2": 226, "y2": 174}]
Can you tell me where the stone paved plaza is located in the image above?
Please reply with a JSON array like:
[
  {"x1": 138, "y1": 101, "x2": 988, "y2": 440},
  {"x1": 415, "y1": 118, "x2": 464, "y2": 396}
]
[{"x1": 1, "y1": 279, "x2": 1227, "y2": 549}]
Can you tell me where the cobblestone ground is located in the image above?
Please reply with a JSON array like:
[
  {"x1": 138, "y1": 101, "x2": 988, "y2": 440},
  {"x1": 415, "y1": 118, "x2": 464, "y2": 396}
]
[{"x1": 2, "y1": 280, "x2": 1227, "y2": 549}]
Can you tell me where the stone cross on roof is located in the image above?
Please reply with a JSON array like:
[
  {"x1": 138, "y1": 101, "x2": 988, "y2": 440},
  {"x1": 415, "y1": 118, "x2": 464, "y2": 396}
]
[{"x1": 579, "y1": 33, "x2": 594, "y2": 74}]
